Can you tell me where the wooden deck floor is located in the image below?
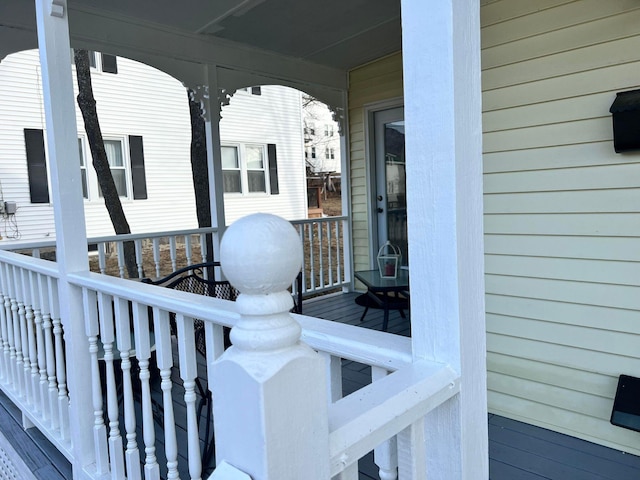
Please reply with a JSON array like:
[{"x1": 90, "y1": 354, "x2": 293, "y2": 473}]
[{"x1": 2, "y1": 291, "x2": 640, "y2": 479}]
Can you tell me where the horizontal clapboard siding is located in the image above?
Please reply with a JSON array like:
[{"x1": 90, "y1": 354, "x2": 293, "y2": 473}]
[
  {"x1": 219, "y1": 86, "x2": 306, "y2": 223},
  {"x1": 482, "y1": 0, "x2": 640, "y2": 456},
  {"x1": 0, "y1": 50, "x2": 305, "y2": 240},
  {"x1": 348, "y1": 52, "x2": 403, "y2": 272}
]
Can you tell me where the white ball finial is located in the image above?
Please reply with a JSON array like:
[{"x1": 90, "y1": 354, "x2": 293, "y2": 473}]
[{"x1": 220, "y1": 213, "x2": 302, "y2": 295}]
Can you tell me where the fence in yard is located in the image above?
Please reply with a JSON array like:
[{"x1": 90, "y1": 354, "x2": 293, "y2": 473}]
[{"x1": 0, "y1": 216, "x2": 351, "y2": 298}]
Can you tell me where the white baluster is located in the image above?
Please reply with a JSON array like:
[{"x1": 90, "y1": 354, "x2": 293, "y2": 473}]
[
  {"x1": 213, "y1": 213, "x2": 330, "y2": 480},
  {"x1": 176, "y1": 314, "x2": 201, "y2": 480},
  {"x1": 318, "y1": 221, "x2": 325, "y2": 288},
  {"x1": 397, "y1": 418, "x2": 427, "y2": 480},
  {"x1": 320, "y1": 352, "x2": 343, "y2": 404},
  {"x1": 98, "y1": 292, "x2": 125, "y2": 479},
  {"x1": 373, "y1": 366, "x2": 399, "y2": 480},
  {"x1": 169, "y1": 236, "x2": 177, "y2": 271},
  {"x1": 22, "y1": 270, "x2": 38, "y2": 408},
  {"x1": 0, "y1": 265, "x2": 10, "y2": 383},
  {"x1": 153, "y1": 307, "x2": 179, "y2": 479},
  {"x1": 35, "y1": 274, "x2": 50, "y2": 424},
  {"x1": 83, "y1": 288, "x2": 109, "y2": 475},
  {"x1": 199, "y1": 233, "x2": 208, "y2": 263},
  {"x1": 152, "y1": 238, "x2": 161, "y2": 278},
  {"x1": 185, "y1": 235, "x2": 193, "y2": 266},
  {"x1": 12, "y1": 267, "x2": 27, "y2": 399},
  {"x1": 308, "y1": 223, "x2": 316, "y2": 291},
  {"x1": 7, "y1": 266, "x2": 20, "y2": 393},
  {"x1": 114, "y1": 297, "x2": 141, "y2": 480},
  {"x1": 327, "y1": 221, "x2": 334, "y2": 286},
  {"x1": 41, "y1": 277, "x2": 58, "y2": 430},
  {"x1": 2, "y1": 288, "x2": 12, "y2": 387},
  {"x1": 29, "y1": 272, "x2": 48, "y2": 414},
  {"x1": 98, "y1": 243, "x2": 107, "y2": 275},
  {"x1": 336, "y1": 220, "x2": 343, "y2": 284},
  {"x1": 132, "y1": 301, "x2": 160, "y2": 480},
  {"x1": 116, "y1": 242, "x2": 126, "y2": 278},
  {"x1": 49, "y1": 279, "x2": 69, "y2": 440},
  {"x1": 135, "y1": 239, "x2": 144, "y2": 278},
  {"x1": 53, "y1": 316, "x2": 68, "y2": 438}
]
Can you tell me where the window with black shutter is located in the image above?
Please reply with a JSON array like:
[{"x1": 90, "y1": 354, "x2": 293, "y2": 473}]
[
  {"x1": 24, "y1": 129, "x2": 50, "y2": 203},
  {"x1": 101, "y1": 54, "x2": 118, "y2": 74},
  {"x1": 268, "y1": 143, "x2": 279, "y2": 195},
  {"x1": 129, "y1": 135, "x2": 147, "y2": 199}
]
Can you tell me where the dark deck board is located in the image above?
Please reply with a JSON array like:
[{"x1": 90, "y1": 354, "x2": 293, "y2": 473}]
[{"x1": 2, "y1": 292, "x2": 640, "y2": 479}]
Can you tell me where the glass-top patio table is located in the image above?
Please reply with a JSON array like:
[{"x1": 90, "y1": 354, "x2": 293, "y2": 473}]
[{"x1": 354, "y1": 269, "x2": 409, "y2": 332}]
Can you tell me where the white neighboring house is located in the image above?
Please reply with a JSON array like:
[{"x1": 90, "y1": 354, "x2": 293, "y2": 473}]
[
  {"x1": 0, "y1": 49, "x2": 307, "y2": 241},
  {"x1": 302, "y1": 94, "x2": 341, "y2": 174}
]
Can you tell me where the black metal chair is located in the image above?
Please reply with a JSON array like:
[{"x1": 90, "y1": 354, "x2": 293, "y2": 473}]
[{"x1": 142, "y1": 261, "x2": 238, "y2": 467}]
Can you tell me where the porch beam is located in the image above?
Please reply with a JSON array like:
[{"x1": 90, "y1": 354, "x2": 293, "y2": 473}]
[
  {"x1": 34, "y1": 0, "x2": 94, "y2": 476},
  {"x1": 401, "y1": 0, "x2": 487, "y2": 478}
]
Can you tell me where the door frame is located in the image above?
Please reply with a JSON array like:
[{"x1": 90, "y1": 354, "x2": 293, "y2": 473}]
[{"x1": 363, "y1": 98, "x2": 404, "y2": 268}]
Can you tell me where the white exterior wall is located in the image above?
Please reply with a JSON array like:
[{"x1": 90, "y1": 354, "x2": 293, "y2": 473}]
[
  {"x1": 220, "y1": 86, "x2": 307, "y2": 224},
  {"x1": 0, "y1": 50, "x2": 306, "y2": 240},
  {"x1": 482, "y1": 0, "x2": 640, "y2": 455},
  {"x1": 303, "y1": 98, "x2": 342, "y2": 174}
]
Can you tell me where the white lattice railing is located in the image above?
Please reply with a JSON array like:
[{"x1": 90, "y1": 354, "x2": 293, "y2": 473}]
[
  {"x1": 0, "y1": 214, "x2": 457, "y2": 480},
  {"x1": 0, "y1": 217, "x2": 350, "y2": 297}
]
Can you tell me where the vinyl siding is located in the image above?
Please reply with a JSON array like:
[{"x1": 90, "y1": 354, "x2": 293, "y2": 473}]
[
  {"x1": 0, "y1": 50, "x2": 305, "y2": 240},
  {"x1": 481, "y1": 0, "x2": 640, "y2": 455},
  {"x1": 348, "y1": 52, "x2": 403, "y2": 272},
  {"x1": 219, "y1": 86, "x2": 306, "y2": 223}
]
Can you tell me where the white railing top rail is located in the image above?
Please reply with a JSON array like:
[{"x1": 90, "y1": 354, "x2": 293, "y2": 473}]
[
  {"x1": 0, "y1": 227, "x2": 220, "y2": 252},
  {"x1": 86, "y1": 226, "x2": 218, "y2": 244},
  {"x1": 290, "y1": 215, "x2": 347, "y2": 226},
  {"x1": 0, "y1": 249, "x2": 60, "y2": 277}
]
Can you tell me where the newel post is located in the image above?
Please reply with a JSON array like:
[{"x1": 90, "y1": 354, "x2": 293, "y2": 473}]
[{"x1": 212, "y1": 213, "x2": 330, "y2": 480}]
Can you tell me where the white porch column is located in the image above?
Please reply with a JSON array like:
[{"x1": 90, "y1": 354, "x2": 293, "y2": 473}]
[
  {"x1": 401, "y1": 0, "x2": 487, "y2": 479},
  {"x1": 203, "y1": 64, "x2": 227, "y2": 258},
  {"x1": 213, "y1": 213, "x2": 330, "y2": 480},
  {"x1": 34, "y1": 0, "x2": 93, "y2": 477}
]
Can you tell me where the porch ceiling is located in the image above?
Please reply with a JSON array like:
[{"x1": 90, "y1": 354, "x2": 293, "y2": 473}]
[
  {"x1": 74, "y1": 0, "x2": 402, "y2": 71},
  {"x1": 2, "y1": 0, "x2": 401, "y2": 74}
]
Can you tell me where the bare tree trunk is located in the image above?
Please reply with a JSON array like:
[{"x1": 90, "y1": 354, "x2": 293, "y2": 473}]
[
  {"x1": 74, "y1": 49, "x2": 139, "y2": 278},
  {"x1": 187, "y1": 90, "x2": 214, "y2": 260}
]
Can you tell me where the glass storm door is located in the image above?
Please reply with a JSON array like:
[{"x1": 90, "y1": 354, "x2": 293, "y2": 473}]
[{"x1": 373, "y1": 107, "x2": 408, "y2": 267}]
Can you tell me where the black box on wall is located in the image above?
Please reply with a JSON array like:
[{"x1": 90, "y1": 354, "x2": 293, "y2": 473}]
[{"x1": 610, "y1": 89, "x2": 640, "y2": 153}]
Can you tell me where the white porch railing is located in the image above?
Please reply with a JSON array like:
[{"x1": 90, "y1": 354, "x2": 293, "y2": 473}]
[
  {"x1": 0, "y1": 216, "x2": 350, "y2": 297},
  {"x1": 0, "y1": 214, "x2": 459, "y2": 480}
]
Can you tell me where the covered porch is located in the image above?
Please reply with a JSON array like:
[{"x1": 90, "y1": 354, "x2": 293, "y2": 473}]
[{"x1": 0, "y1": 0, "x2": 486, "y2": 479}]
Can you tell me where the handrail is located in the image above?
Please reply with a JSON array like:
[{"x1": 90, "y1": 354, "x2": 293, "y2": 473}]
[{"x1": 0, "y1": 249, "x2": 60, "y2": 277}]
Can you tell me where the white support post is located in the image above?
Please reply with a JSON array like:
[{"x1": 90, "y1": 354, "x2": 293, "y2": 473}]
[
  {"x1": 401, "y1": 0, "x2": 487, "y2": 479},
  {"x1": 338, "y1": 91, "x2": 353, "y2": 291},
  {"x1": 34, "y1": 0, "x2": 94, "y2": 476},
  {"x1": 203, "y1": 64, "x2": 226, "y2": 259},
  {"x1": 213, "y1": 213, "x2": 330, "y2": 480}
]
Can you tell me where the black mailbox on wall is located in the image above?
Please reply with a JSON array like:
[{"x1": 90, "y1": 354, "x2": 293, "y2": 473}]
[{"x1": 609, "y1": 89, "x2": 640, "y2": 153}]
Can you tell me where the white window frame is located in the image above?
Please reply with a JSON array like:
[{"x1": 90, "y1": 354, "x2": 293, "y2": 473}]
[
  {"x1": 78, "y1": 135, "x2": 133, "y2": 201},
  {"x1": 221, "y1": 142, "x2": 271, "y2": 196}
]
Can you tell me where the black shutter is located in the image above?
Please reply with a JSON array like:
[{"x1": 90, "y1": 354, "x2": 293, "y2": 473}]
[
  {"x1": 268, "y1": 143, "x2": 279, "y2": 195},
  {"x1": 24, "y1": 129, "x2": 50, "y2": 203},
  {"x1": 102, "y1": 54, "x2": 118, "y2": 74},
  {"x1": 129, "y1": 136, "x2": 147, "y2": 199}
]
